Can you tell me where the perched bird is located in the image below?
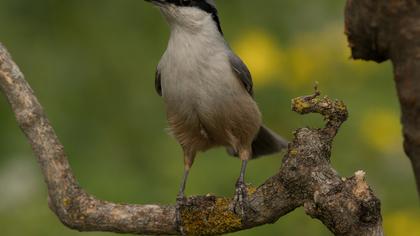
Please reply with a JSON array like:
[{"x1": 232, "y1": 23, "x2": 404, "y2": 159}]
[{"x1": 146, "y1": 0, "x2": 288, "y2": 211}]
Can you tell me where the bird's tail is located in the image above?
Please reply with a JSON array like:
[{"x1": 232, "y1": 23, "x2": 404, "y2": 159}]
[
  {"x1": 251, "y1": 125, "x2": 288, "y2": 158},
  {"x1": 227, "y1": 125, "x2": 288, "y2": 159}
]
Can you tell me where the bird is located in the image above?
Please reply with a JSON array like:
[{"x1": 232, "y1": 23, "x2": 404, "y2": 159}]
[{"x1": 145, "y1": 0, "x2": 288, "y2": 213}]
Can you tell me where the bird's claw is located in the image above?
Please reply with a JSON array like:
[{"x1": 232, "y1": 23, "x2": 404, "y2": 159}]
[
  {"x1": 176, "y1": 194, "x2": 186, "y2": 203},
  {"x1": 232, "y1": 181, "x2": 248, "y2": 215},
  {"x1": 175, "y1": 194, "x2": 186, "y2": 234}
]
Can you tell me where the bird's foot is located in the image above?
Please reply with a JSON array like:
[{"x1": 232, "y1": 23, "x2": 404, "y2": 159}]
[
  {"x1": 176, "y1": 194, "x2": 186, "y2": 235},
  {"x1": 176, "y1": 193, "x2": 186, "y2": 203},
  {"x1": 232, "y1": 181, "x2": 248, "y2": 216}
]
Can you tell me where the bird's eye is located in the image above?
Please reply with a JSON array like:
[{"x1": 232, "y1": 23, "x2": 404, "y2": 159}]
[{"x1": 180, "y1": 0, "x2": 192, "y2": 6}]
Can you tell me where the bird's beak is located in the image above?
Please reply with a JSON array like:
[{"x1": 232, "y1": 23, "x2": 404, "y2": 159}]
[{"x1": 144, "y1": 0, "x2": 167, "y2": 7}]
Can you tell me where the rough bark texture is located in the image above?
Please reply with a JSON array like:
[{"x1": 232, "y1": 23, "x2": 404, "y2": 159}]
[
  {"x1": 0, "y1": 42, "x2": 383, "y2": 235},
  {"x1": 345, "y1": 0, "x2": 420, "y2": 197}
]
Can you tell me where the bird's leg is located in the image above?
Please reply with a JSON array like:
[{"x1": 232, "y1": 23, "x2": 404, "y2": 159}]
[
  {"x1": 177, "y1": 165, "x2": 190, "y2": 201},
  {"x1": 176, "y1": 152, "x2": 195, "y2": 232},
  {"x1": 233, "y1": 149, "x2": 251, "y2": 215}
]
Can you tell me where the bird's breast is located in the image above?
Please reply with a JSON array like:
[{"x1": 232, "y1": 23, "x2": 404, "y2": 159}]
[{"x1": 160, "y1": 49, "x2": 242, "y2": 110}]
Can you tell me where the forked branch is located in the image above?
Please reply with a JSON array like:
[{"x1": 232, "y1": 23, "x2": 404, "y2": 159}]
[{"x1": 0, "y1": 43, "x2": 382, "y2": 236}]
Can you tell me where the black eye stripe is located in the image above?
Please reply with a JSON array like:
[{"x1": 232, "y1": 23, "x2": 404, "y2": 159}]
[
  {"x1": 168, "y1": 0, "x2": 216, "y2": 14},
  {"x1": 180, "y1": 0, "x2": 191, "y2": 6},
  {"x1": 167, "y1": 0, "x2": 223, "y2": 35}
]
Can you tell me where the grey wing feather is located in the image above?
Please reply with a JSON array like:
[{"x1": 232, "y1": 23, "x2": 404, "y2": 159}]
[
  {"x1": 228, "y1": 52, "x2": 253, "y2": 96},
  {"x1": 155, "y1": 68, "x2": 162, "y2": 96}
]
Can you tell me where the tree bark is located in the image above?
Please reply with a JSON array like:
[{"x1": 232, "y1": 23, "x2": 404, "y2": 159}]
[
  {"x1": 345, "y1": 0, "x2": 420, "y2": 197},
  {"x1": 0, "y1": 42, "x2": 383, "y2": 235}
]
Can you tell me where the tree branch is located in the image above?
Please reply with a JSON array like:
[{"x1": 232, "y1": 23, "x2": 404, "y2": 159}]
[
  {"x1": 345, "y1": 0, "x2": 420, "y2": 197},
  {"x1": 0, "y1": 43, "x2": 383, "y2": 235}
]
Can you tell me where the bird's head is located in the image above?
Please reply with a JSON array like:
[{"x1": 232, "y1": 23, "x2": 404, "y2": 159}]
[{"x1": 145, "y1": 0, "x2": 223, "y2": 35}]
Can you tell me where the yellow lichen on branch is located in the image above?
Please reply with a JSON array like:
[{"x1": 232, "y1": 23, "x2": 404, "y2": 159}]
[
  {"x1": 180, "y1": 196, "x2": 242, "y2": 235},
  {"x1": 291, "y1": 89, "x2": 348, "y2": 138}
]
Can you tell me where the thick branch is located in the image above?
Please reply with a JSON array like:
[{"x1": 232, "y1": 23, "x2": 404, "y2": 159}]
[
  {"x1": 345, "y1": 0, "x2": 420, "y2": 197},
  {"x1": 0, "y1": 44, "x2": 177, "y2": 235},
  {"x1": 0, "y1": 43, "x2": 382, "y2": 235}
]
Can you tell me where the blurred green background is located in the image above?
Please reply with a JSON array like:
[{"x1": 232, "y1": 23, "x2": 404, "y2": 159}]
[{"x1": 0, "y1": 0, "x2": 418, "y2": 235}]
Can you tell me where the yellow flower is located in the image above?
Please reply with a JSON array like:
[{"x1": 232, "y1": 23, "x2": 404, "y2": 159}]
[
  {"x1": 360, "y1": 109, "x2": 402, "y2": 153},
  {"x1": 232, "y1": 29, "x2": 283, "y2": 86},
  {"x1": 286, "y1": 25, "x2": 342, "y2": 88},
  {"x1": 288, "y1": 44, "x2": 322, "y2": 87},
  {"x1": 385, "y1": 211, "x2": 420, "y2": 236},
  {"x1": 232, "y1": 24, "x2": 381, "y2": 90}
]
